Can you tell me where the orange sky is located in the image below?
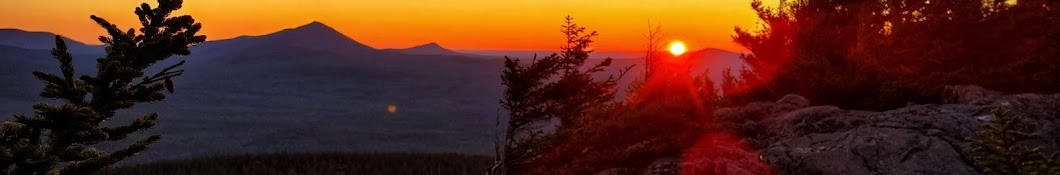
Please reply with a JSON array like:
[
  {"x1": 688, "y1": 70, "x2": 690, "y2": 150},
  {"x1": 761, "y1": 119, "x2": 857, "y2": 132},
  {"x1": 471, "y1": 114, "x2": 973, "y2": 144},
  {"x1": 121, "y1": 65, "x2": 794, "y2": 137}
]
[{"x1": 0, "y1": 0, "x2": 771, "y2": 52}]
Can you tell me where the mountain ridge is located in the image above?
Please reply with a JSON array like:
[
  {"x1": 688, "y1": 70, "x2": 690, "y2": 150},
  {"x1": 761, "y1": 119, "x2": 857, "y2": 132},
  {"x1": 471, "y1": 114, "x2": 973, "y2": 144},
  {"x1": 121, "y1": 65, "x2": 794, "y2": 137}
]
[
  {"x1": 0, "y1": 29, "x2": 103, "y2": 54},
  {"x1": 383, "y1": 42, "x2": 473, "y2": 57},
  {"x1": 251, "y1": 21, "x2": 376, "y2": 54}
]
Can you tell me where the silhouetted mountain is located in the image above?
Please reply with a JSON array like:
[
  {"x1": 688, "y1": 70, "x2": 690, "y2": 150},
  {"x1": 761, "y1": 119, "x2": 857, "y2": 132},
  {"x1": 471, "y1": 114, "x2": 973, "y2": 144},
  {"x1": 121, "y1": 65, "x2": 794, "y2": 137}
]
[
  {"x1": 684, "y1": 48, "x2": 747, "y2": 80},
  {"x1": 686, "y1": 49, "x2": 745, "y2": 90},
  {"x1": 191, "y1": 21, "x2": 376, "y2": 60},
  {"x1": 0, "y1": 29, "x2": 103, "y2": 54},
  {"x1": 383, "y1": 43, "x2": 469, "y2": 57},
  {"x1": 263, "y1": 21, "x2": 375, "y2": 53}
]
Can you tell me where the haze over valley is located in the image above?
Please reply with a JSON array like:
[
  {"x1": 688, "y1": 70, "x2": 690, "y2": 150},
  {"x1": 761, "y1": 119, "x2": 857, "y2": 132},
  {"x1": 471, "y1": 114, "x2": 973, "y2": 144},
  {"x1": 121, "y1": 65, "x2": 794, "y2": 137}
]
[{"x1": 0, "y1": 22, "x2": 744, "y2": 163}]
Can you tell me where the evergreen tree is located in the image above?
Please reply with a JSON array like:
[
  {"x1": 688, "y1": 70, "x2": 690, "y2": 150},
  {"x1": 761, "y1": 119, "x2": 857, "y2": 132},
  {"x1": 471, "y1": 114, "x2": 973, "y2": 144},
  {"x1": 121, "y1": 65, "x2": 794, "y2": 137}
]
[
  {"x1": 642, "y1": 22, "x2": 664, "y2": 79},
  {"x1": 971, "y1": 108, "x2": 1057, "y2": 175},
  {"x1": 0, "y1": 0, "x2": 205, "y2": 174},
  {"x1": 728, "y1": 0, "x2": 1060, "y2": 110},
  {"x1": 493, "y1": 16, "x2": 625, "y2": 175}
]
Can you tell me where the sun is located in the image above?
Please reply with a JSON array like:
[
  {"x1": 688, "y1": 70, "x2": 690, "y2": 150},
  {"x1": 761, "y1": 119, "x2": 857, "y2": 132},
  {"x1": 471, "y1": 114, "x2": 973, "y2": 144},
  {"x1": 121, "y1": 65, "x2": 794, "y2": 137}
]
[{"x1": 669, "y1": 41, "x2": 687, "y2": 56}]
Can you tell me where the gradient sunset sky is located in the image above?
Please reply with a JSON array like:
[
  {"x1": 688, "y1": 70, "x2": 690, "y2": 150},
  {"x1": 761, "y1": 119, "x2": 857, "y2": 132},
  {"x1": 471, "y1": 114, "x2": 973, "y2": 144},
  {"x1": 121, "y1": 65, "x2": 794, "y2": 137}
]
[{"x1": 0, "y1": 0, "x2": 773, "y2": 52}]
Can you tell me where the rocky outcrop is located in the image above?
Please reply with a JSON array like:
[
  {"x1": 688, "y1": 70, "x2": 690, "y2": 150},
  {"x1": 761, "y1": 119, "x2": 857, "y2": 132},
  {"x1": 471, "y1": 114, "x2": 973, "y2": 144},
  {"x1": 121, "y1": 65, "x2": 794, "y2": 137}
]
[
  {"x1": 751, "y1": 85, "x2": 1059, "y2": 175},
  {"x1": 596, "y1": 85, "x2": 1060, "y2": 175},
  {"x1": 761, "y1": 103, "x2": 986, "y2": 175}
]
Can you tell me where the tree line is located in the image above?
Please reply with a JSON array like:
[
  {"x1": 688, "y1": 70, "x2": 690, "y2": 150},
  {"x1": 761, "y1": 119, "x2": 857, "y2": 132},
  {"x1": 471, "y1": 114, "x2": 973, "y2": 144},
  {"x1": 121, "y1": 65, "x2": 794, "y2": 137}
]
[{"x1": 494, "y1": 0, "x2": 1060, "y2": 174}]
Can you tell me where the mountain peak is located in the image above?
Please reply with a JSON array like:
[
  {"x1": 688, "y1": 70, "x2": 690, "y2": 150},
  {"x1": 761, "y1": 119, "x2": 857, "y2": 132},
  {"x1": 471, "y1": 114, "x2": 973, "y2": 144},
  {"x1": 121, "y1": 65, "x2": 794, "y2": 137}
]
[
  {"x1": 302, "y1": 21, "x2": 329, "y2": 29},
  {"x1": 394, "y1": 42, "x2": 467, "y2": 56},
  {"x1": 288, "y1": 21, "x2": 336, "y2": 33},
  {"x1": 253, "y1": 21, "x2": 375, "y2": 52},
  {"x1": 409, "y1": 43, "x2": 443, "y2": 50}
]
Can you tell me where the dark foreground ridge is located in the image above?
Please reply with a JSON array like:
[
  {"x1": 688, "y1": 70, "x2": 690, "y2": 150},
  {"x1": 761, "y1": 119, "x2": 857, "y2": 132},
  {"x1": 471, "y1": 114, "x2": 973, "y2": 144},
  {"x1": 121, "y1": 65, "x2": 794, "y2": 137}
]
[
  {"x1": 600, "y1": 85, "x2": 1060, "y2": 175},
  {"x1": 98, "y1": 152, "x2": 491, "y2": 175}
]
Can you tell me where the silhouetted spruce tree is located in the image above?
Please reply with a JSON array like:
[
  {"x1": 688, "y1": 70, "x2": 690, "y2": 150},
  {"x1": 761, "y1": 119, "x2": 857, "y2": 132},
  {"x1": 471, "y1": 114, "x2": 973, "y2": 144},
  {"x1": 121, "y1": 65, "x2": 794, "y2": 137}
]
[
  {"x1": 642, "y1": 22, "x2": 664, "y2": 79},
  {"x1": 493, "y1": 16, "x2": 625, "y2": 175},
  {"x1": 971, "y1": 108, "x2": 1058, "y2": 175},
  {"x1": 0, "y1": 0, "x2": 204, "y2": 174}
]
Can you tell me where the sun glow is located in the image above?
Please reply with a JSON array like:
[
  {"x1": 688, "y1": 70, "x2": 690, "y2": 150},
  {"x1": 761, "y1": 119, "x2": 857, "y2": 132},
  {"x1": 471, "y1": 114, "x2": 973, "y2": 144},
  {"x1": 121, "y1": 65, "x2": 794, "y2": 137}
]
[{"x1": 669, "y1": 41, "x2": 687, "y2": 56}]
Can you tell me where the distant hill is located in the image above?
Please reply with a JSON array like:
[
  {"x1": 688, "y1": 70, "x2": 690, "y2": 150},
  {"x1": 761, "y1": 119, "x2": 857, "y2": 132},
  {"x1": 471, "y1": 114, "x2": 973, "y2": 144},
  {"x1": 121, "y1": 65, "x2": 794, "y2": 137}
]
[
  {"x1": 0, "y1": 29, "x2": 103, "y2": 54},
  {"x1": 684, "y1": 48, "x2": 748, "y2": 81},
  {"x1": 382, "y1": 42, "x2": 475, "y2": 57}
]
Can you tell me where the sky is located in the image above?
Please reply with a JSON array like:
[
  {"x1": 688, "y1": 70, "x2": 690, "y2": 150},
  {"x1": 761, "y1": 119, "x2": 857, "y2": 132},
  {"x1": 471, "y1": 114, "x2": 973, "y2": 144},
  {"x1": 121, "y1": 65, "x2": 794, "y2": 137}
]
[{"x1": 0, "y1": 0, "x2": 772, "y2": 53}]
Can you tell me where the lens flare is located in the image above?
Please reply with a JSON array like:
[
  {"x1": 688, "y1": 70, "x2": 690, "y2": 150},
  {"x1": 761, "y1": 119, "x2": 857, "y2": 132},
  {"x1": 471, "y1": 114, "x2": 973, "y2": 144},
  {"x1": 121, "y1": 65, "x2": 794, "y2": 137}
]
[{"x1": 387, "y1": 104, "x2": 398, "y2": 114}]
